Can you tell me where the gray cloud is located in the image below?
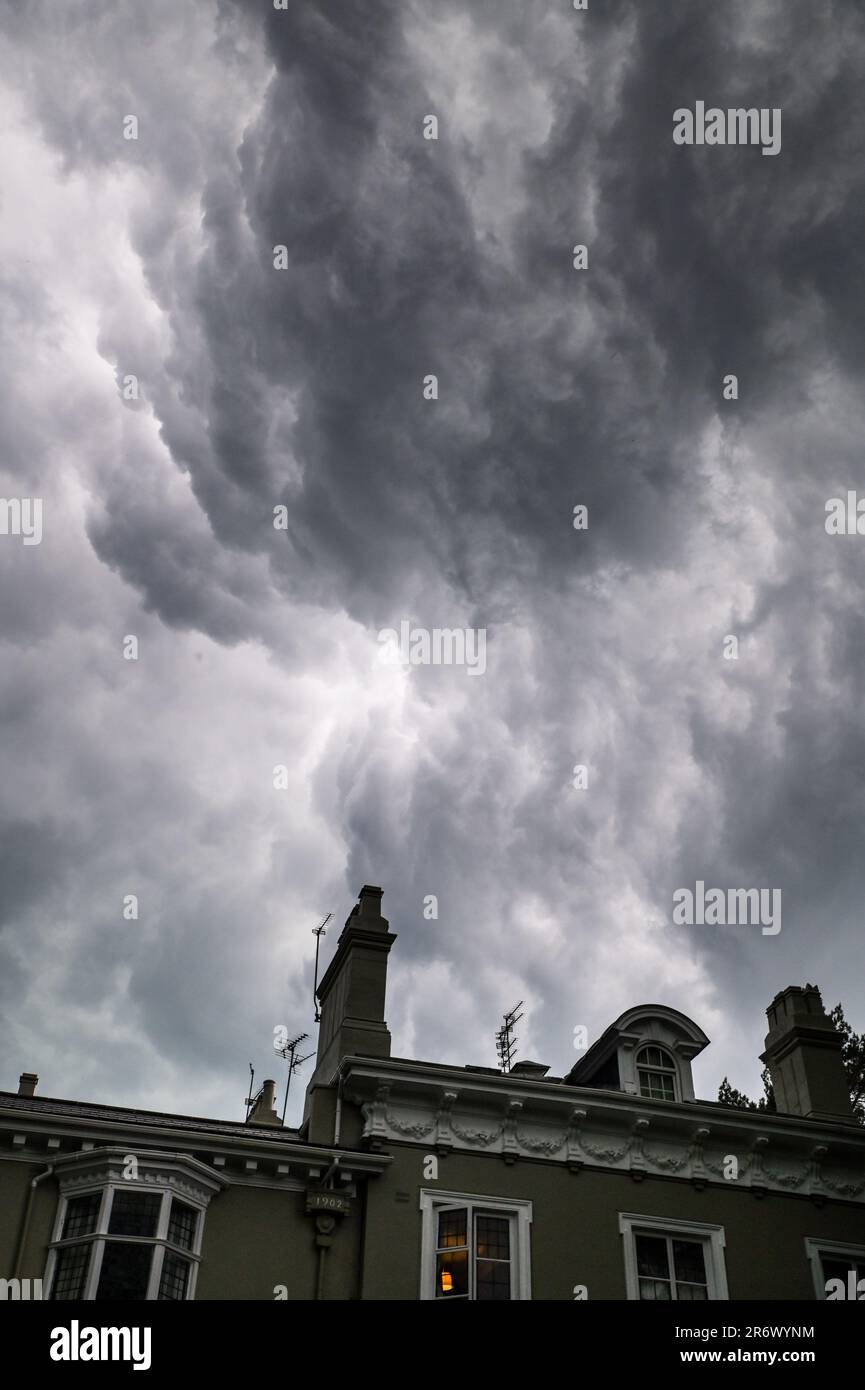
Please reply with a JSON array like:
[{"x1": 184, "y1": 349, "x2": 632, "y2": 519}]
[{"x1": 1, "y1": 0, "x2": 864, "y2": 1122}]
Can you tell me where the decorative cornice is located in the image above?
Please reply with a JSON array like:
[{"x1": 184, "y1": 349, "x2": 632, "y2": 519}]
[{"x1": 345, "y1": 1060, "x2": 865, "y2": 1205}]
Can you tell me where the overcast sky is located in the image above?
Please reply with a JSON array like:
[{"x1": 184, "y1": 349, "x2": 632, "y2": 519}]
[{"x1": 1, "y1": 0, "x2": 864, "y2": 1128}]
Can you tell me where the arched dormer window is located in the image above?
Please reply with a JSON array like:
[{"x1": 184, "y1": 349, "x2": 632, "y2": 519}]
[
  {"x1": 636, "y1": 1045, "x2": 678, "y2": 1101},
  {"x1": 565, "y1": 1005, "x2": 709, "y2": 1102}
]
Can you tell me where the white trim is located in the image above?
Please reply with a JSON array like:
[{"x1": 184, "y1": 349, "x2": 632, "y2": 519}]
[
  {"x1": 804, "y1": 1237, "x2": 865, "y2": 1300},
  {"x1": 618, "y1": 1212, "x2": 728, "y2": 1301},
  {"x1": 419, "y1": 1189, "x2": 532, "y2": 1301},
  {"x1": 621, "y1": 1040, "x2": 686, "y2": 1102},
  {"x1": 85, "y1": 1239, "x2": 106, "y2": 1301},
  {"x1": 634, "y1": 1045, "x2": 679, "y2": 1102},
  {"x1": 43, "y1": 1248, "x2": 56, "y2": 1296},
  {"x1": 347, "y1": 1064, "x2": 865, "y2": 1200}
]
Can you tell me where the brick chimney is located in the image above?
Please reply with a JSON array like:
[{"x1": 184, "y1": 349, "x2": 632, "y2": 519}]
[
  {"x1": 761, "y1": 985, "x2": 854, "y2": 1123},
  {"x1": 303, "y1": 885, "x2": 396, "y2": 1141},
  {"x1": 247, "y1": 1078, "x2": 282, "y2": 1127},
  {"x1": 17, "y1": 1073, "x2": 38, "y2": 1098}
]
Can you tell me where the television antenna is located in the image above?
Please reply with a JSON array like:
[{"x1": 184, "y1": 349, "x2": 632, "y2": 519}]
[
  {"x1": 312, "y1": 913, "x2": 332, "y2": 1023},
  {"x1": 275, "y1": 1031, "x2": 314, "y2": 1123},
  {"x1": 243, "y1": 1063, "x2": 257, "y2": 1121},
  {"x1": 496, "y1": 1002, "x2": 524, "y2": 1074}
]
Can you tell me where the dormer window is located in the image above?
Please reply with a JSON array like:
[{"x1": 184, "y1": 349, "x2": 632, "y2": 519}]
[
  {"x1": 565, "y1": 1005, "x2": 709, "y2": 1101},
  {"x1": 637, "y1": 1046, "x2": 678, "y2": 1101}
]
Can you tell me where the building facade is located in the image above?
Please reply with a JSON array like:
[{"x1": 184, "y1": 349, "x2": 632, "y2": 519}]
[{"x1": 2, "y1": 885, "x2": 864, "y2": 1301}]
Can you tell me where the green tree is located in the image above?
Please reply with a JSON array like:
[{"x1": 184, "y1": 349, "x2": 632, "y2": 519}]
[
  {"x1": 828, "y1": 1004, "x2": 865, "y2": 1124},
  {"x1": 717, "y1": 1067, "x2": 775, "y2": 1113}
]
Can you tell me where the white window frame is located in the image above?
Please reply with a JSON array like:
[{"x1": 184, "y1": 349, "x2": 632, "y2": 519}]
[
  {"x1": 419, "y1": 1190, "x2": 532, "y2": 1301},
  {"x1": 45, "y1": 1185, "x2": 205, "y2": 1302},
  {"x1": 619, "y1": 1213, "x2": 728, "y2": 1301},
  {"x1": 635, "y1": 1045, "x2": 679, "y2": 1102},
  {"x1": 804, "y1": 1237, "x2": 865, "y2": 1300}
]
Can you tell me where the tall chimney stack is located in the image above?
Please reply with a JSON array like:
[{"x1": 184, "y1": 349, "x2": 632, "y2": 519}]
[
  {"x1": 761, "y1": 984, "x2": 854, "y2": 1123},
  {"x1": 303, "y1": 885, "x2": 396, "y2": 1141}
]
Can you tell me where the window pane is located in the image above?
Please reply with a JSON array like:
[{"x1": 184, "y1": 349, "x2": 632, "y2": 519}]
[
  {"x1": 476, "y1": 1215, "x2": 510, "y2": 1261},
  {"x1": 62, "y1": 1193, "x2": 101, "y2": 1239},
  {"x1": 158, "y1": 1252, "x2": 191, "y2": 1301},
  {"x1": 639, "y1": 1277, "x2": 671, "y2": 1300},
  {"x1": 639, "y1": 1070, "x2": 675, "y2": 1100},
  {"x1": 108, "y1": 1191, "x2": 162, "y2": 1238},
  {"x1": 636, "y1": 1235, "x2": 670, "y2": 1279},
  {"x1": 436, "y1": 1248, "x2": 468, "y2": 1298},
  {"x1": 437, "y1": 1208, "x2": 467, "y2": 1250},
  {"x1": 672, "y1": 1240, "x2": 707, "y2": 1286},
  {"x1": 638, "y1": 1047, "x2": 664, "y2": 1068},
  {"x1": 676, "y1": 1282, "x2": 708, "y2": 1301},
  {"x1": 167, "y1": 1200, "x2": 198, "y2": 1252},
  {"x1": 476, "y1": 1259, "x2": 511, "y2": 1300},
  {"x1": 51, "y1": 1243, "x2": 91, "y2": 1300},
  {"x1": 96, "y1": 1242, "x2": 153, "y2": 1300}
]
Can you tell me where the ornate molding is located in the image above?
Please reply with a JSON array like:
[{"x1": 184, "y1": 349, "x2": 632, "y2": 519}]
[
  {"x1": 451, "y1": 1119, "x2": 502, "y2": 1147},
  {"x1": 356, "y1": 1083, "x2": 865, "y2": 1203},
  {"x1": 51, "y1": 1147, "x2": 225, "y2": 1206},
  {"x1": 386, "y1": 1112, "x2": 434, "y2": 1140}
]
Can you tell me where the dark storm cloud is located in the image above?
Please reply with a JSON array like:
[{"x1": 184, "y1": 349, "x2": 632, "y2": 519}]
[
  {"x1": 6, "y1": 2, "x2": 865, "y2": 626},
  {"x1": 93, "y1": 0, "x2": 863, "y2": 652}
]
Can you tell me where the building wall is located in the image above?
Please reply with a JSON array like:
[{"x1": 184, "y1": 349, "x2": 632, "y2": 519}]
[
  {"x1": 3, "y1": 1135, "x2": 863, "y2": 1300},
  {"x1": 0, "y1": 1154, "x2": 365, "y2": 1301},
  {"x1": 194, "y1": 1183, "x2": 362, "y2": 1301},
  {"x1": 0, "y1": 1158, "x2": 59, "y2": 1284},
  {"x1": 360, "y1": 1141, "x2": 865, "y2": 1300}
]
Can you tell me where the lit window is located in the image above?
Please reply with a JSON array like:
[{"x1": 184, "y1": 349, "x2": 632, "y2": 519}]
[
  {"x1": 619, "y1": 1214, "x2": 728, "y2": 1300},
  {"x1": 421, "y1": 1192, "x2": 532, "y2": 1301},
  {"x1": 434, "y1": 1209, "x2": 513, "y2": 1300},
  {"x1": 636, "y1": 1045, "x2": 677, "y2": 1101}
]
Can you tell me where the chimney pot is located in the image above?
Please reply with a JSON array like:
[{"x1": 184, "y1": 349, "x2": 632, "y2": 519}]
[{"x1": 248, "y1": 1078, "x2": 282, "y2": 1127}]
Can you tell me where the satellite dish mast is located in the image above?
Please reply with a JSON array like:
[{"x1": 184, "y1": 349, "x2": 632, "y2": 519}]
[
  {"x1": 496, "y1": 1002, "x2": 524, "y2": 1074},
  {"x1": 275, "y1": 1031, "x2": 314, "y2": 1124},
  {"x1": 312, "y1": 913, "x2": 332, "y2": 1023}
]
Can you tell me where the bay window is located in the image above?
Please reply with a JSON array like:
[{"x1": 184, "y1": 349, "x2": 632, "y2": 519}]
[{"x1": 45, "y1": 1148, "x2": 223, "y2": 1301}]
